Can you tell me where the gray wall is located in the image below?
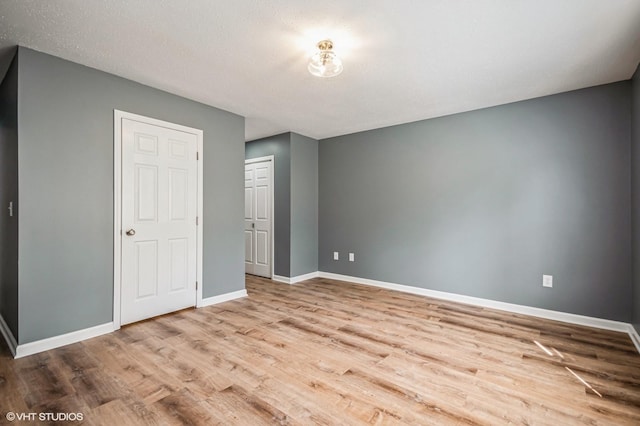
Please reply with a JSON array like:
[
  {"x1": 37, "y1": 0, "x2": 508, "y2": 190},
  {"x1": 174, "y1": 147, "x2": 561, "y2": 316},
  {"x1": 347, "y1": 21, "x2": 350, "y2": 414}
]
[
  {"x1": 320, "y1": 82, "x2": 632, "y2": 322},
  {"x1": 632, "y1": 63, "x2": 640, "y2": 333},
  {"x1": 290, "y1": 133, "x2": 318, "y2": 276},
  {"x1": 246, "y1": 134, "x2": 291, "y2": 277},
  {"x1": 17, "y1": 47, "x2": 245, "y2": 344},
  {"x1": 0, "y1": 52, "x2": 18, "y2": 340}
]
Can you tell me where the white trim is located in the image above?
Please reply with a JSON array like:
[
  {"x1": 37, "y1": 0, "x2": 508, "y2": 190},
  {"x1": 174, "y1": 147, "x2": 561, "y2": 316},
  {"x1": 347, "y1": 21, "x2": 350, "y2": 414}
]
[
  {"x1": 629, "y1": 325, "x2": 640, "y2": 354},
  {"x1": 4, "y1": 272, "x2": 638, "y2": 357},
  {"x1": 272, "y1": 271, "x2": 320, "y2": 285},
  {"x1": 113, "y1": 110, "x2": 203, "y2": 329},
  {"x1": 14, "y1": 322, "x2": 114, "y2": 359},
  {"x1": 113, "y1": 110, "x2": 122, "y2": 329},
  {"x1": 245, "y1": 155, "x2": 275, "y2": 165},
  {"x1": 0, "y1": 314, "x2": 17, "y2": 357},
  {"x1": 272, "y1": 274, "x2": 291, "y2": 284},
  {"x1": 244, "y1": 155, "x2": 275, "y2": 279},
  {"x1": 199, "y1": 289, "x2": 248, "y2": 308},
  {"x1": 318, "y1": 272, "x2": 632, "y2": 333},
  {"x1": 291, "y1": 271, "x2": 320, "y2": 284},
  {"x1": 195, "y1": 123, "x2": 204, "y2": 309}
]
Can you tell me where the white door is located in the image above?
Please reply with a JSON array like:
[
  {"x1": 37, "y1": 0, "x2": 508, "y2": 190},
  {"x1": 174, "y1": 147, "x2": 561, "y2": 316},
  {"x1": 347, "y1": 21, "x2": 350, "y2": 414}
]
[
  {"x1": 120, "y1": 117, "x2": 198, "y2": 325},
  {"x1": 245, "y1": 160, "x2": 272, "y2": 277}
]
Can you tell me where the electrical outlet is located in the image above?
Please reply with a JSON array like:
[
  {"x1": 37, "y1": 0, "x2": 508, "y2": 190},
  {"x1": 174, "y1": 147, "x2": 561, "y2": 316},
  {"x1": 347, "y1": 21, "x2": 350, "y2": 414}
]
[
  {"x1": 349, "y1": 253, "x2": 355, "y2": 262},
  {"x1": 333, "y1": 251, "x2": 339, "y2": 261},
  {"x1": 543, "y1": 275, "x2": 553, "y2": 288}
]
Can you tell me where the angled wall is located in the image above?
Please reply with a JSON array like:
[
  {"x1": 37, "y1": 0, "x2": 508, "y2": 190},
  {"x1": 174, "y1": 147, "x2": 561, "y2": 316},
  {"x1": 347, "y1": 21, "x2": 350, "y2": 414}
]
[
  {"x1": 0, "y1": 51, "x2": 18, "y2": 341},
  {"x1": 632, "y1": 63, "x2": 640, "y2": 334},
  {"x1": 17, "y1": 47, "x2": 245, "y2": 344},
  {"x1": 246, "y1": 133, "x2": 291, "y2": 277},
  {"x1": 320, "y1": 82, "x2": 632, "y2": 322},
  {"x1": 245, "y1": 132, "x2": 318, "y2": 278},
  {"x1": 290, "y1": 133, "x2": 318, "y2": 277}
]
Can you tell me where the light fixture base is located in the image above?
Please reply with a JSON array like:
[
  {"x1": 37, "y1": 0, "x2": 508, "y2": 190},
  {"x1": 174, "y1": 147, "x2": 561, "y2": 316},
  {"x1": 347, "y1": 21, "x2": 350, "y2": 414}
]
[
  {"x1": 317, "y1": 40, "x2": 334, "y2": 51},
  {"x1": 308, "y1": 39, "x2": 343, "y2": 78}
]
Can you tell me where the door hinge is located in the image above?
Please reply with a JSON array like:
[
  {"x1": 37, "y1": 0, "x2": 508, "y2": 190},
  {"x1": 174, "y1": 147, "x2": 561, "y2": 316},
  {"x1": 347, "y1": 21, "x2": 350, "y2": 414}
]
[
  {"x1": 196, "y1": 152, "x2": 199, "y2": 160},
  {"x1": 196, "y1": 216, "x2": 199, "y2": 225},
  {"x1": 196, "y1": 281, "x2": 198, "y2": 290}
]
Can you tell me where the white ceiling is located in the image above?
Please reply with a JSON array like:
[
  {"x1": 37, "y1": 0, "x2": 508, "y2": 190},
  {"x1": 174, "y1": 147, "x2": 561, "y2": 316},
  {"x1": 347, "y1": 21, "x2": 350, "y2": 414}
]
[{"x1": 1, "y1": 1, "x2": 639, "y2": 141}]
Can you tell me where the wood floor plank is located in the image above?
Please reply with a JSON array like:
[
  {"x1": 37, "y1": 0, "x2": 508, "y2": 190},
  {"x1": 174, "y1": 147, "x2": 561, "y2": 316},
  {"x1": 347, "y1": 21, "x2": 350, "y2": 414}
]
[
  {"x1": 0, "y1": 345, "x2": 31, "y2": 417},
  {"x1": 1, "y1": 274, "x2": 639, "y2": 425}
]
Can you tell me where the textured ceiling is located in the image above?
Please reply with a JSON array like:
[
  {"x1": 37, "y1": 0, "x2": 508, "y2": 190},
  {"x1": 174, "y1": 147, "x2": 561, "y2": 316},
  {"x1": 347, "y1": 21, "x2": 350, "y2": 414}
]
[{"x1": 1, "y1": 0, "x2": 639, "y2": 141}]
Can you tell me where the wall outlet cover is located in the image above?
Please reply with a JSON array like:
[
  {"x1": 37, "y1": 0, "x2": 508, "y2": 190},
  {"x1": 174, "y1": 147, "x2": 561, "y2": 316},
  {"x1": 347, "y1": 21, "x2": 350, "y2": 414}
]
[
  {"x1": 543, "y1": 275, "x2": 553, "y2": 288},
  {"x1": 333, "y1": 251, "x2": 339, "y2": 260},
  {"x1": 349, "y1": 253, "x2": 355, "y2": 262}
]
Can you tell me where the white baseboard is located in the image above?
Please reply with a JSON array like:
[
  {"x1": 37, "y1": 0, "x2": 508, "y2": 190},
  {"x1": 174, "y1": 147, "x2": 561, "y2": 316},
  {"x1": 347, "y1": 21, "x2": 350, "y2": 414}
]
[
  {"x1": 273, "y1": 271, "x2": 319, "y2": 285},
  {"x1": 629, "y1": 325, "x2": 640, "y2": 354},
  {"x1": 7, "y1": 275, "x2": 638, "y2": 358},
  {"x1": 15, "y1": 322, "x2": 114, "y2": 359},
  {"x1": 8, "y1": 289, "x2": 247, "y2": 358},
  {"x1": 0, "y1": 313, "x2": 17, "y2": 357},
  {"x1": 271, "y1": 271, "x2": 320, "y2": 284},
  {"x1": 291, "y1": 271, "x2": 320, "y2": 284},
  {"x1": 318, "y1": 272, "x2": 635, "y2": 339},
  {"x1": 198, "y1": 289, "x2": 248, "y2": 307},
  {"x1": 272, "y1": 274, "x2": 291, "y2": 284},
  {"x1": 13, "y1": 288, "x2": 248, "y2": 358}
]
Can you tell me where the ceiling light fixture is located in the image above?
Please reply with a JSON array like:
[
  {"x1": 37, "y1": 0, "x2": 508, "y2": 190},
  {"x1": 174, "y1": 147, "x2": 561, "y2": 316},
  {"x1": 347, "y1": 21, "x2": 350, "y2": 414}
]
[{"x1": 308, "y1": 39, "x2": 343, "y2": 78}]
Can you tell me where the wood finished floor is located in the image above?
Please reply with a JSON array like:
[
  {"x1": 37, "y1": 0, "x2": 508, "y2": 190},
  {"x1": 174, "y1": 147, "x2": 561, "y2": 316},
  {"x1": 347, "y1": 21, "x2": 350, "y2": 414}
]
[{"x1": 1, "y1": 275, "x2": 640, "y2": 425}]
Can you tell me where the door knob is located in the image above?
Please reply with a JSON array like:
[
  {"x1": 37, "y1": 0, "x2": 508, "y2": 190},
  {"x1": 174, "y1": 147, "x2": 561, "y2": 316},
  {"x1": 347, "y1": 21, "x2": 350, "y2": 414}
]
[{"x1": 125, "y1": 229, "x2": 136, "y2": 236}]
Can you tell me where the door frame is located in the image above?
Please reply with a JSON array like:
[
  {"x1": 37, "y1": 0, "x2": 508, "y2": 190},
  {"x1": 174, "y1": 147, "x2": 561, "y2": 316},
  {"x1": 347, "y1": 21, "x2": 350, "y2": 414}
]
[
  {"x1": 113, "y1": 110, "x2": 204, "y2": 330},
  {"x1": 245, "y1": 155, "x2": 275, "y2": 278}
]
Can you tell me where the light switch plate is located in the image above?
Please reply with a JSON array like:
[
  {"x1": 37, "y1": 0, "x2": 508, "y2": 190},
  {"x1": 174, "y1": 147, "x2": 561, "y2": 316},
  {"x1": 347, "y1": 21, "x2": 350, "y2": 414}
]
[
  {"x1": 333, "y1": 251, "x2": 339, "y2": 260},
  {"x1": 543, "y1": 275, "x2": 553, "y2": 288}
]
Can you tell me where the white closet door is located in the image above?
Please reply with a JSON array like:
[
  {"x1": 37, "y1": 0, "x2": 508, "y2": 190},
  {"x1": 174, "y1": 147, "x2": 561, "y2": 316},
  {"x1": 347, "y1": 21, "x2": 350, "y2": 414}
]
[{"x1": 245, "y1": 160, "x2": 272, "y2": 278}]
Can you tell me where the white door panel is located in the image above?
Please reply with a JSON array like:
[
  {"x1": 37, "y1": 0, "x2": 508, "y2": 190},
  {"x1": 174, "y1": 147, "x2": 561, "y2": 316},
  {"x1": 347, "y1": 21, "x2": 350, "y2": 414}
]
[
  {"x1": 169, "y1": 168, "x2": 188, "y2": 220},
  {"x1": 244, "y1": 188, "x2": 253, "y2": 220},
  {"x1": 244, "y1": 160, "x2": 272, "y2": 278},
  {"x1": 256, "y1": 230, "x2": 269, "y2": 265},
  {"x1": 245, "y1": 230, "x2": 254, "y2": 264},
  {"x1": 135, "y1": 240, "x2": 158, "y2": 298},
  {"x1": 256, "y1": 186, "x2": 268, "y2": 219},
  {"x1": 169, "y1": 238, "x2": 189, "y2": 292},
  {"x1": 121, "y1": 118, "x2": 198, "y2": 325},
  {"x1": 135, "y1": 164, "x2": 158, "y2": 222}
]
